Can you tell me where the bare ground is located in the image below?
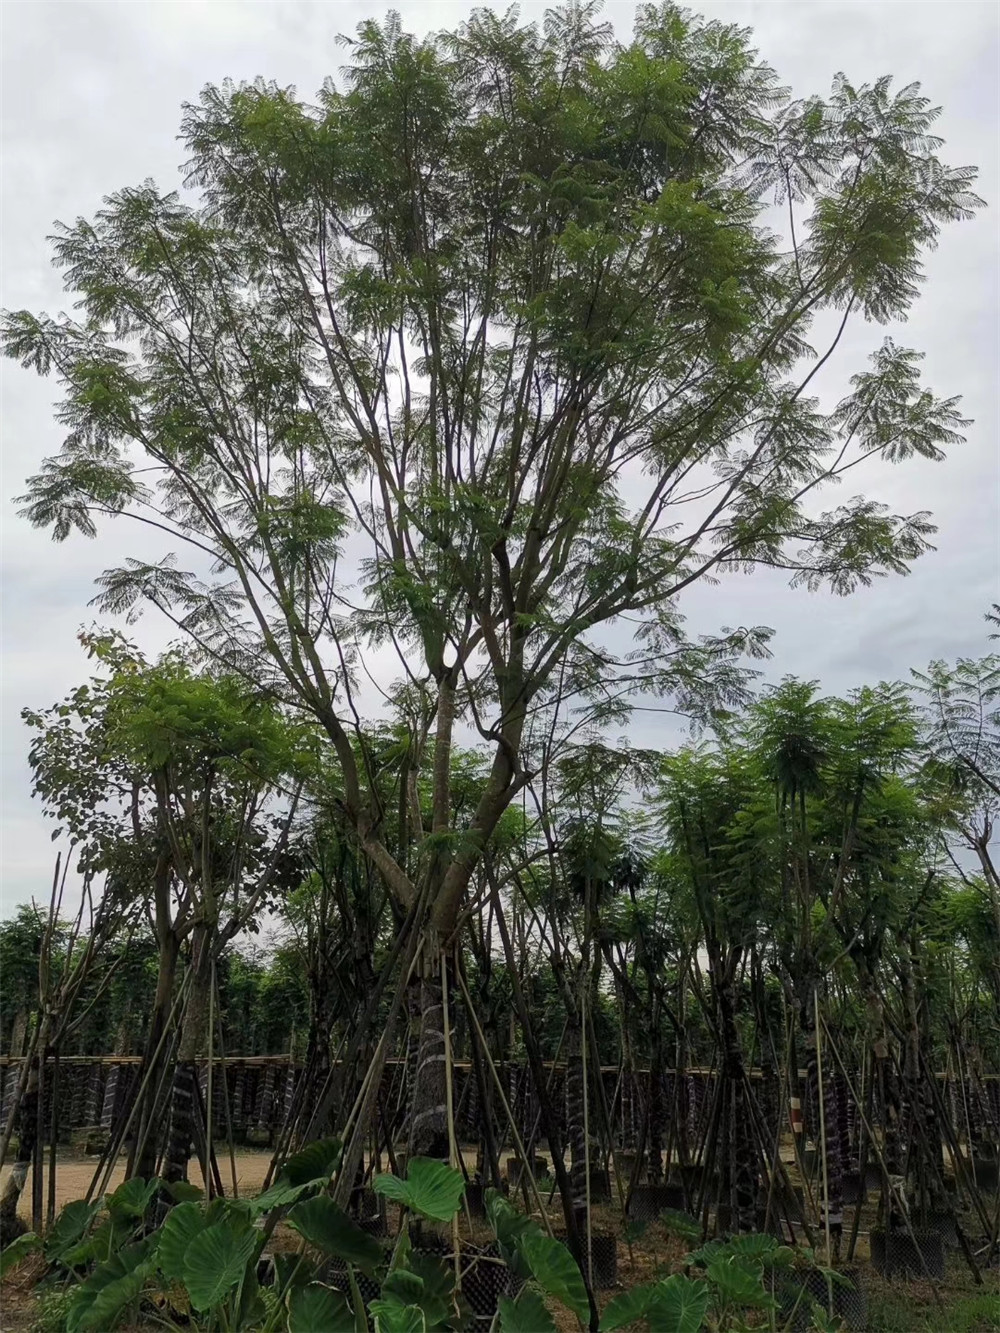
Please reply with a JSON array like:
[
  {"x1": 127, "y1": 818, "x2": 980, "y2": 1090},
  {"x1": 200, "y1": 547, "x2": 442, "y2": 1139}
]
[{"x1": 0, "y1": 1147, "x2": 276, "y2": 1221}]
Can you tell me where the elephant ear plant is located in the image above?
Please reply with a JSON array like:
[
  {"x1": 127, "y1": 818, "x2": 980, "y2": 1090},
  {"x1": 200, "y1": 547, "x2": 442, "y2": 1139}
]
[
  {"x1": 484, "y1": 1193, "x2": 860, "y2": 1333},
  {"x1": 0, "y1": 1137, "x2": 344, "y2": 1332},
  {"x1": 0, "y1": 1141, "x2": 471, "y2": 1332},
  {"x1": 598, "y1": 1228, "x2": 858, "y2": 1333},
  {"x1": 3, "y1": 1152, "x2": 857, "y2": 1333}
]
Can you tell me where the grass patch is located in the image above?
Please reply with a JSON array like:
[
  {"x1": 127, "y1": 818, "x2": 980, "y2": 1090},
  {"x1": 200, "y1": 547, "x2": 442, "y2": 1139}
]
[{"x1": 867, "y1": 1280, "x2": 1000, "y2": 1333}]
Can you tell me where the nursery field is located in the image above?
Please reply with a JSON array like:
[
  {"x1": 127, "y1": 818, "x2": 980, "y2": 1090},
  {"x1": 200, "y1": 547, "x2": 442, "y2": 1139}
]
[{"x1": 2, "y1": 0, "x2": 998, "y2": 1329}]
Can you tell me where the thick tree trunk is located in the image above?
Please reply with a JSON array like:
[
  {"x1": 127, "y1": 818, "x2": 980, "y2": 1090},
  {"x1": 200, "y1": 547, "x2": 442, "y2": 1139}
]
[
  {"x1": 130, "y1": 932, "x2": 179, "y2": 1180},
  {"x1": 8, "y1": 1010, "x2": 29, "y2": 1059},
  {"x1": 407, "y1": 943, "x2": 451, "y2": 1161},
  {"x1": 162, "y1": 927, "x2": 213, "y2": 1184},
  {"x1": 0, "y1": 1048, "x2": 43, "y2": 1246},
  {"x1": 715, "y1": 971, "x2": 758, "y2": 1233}
]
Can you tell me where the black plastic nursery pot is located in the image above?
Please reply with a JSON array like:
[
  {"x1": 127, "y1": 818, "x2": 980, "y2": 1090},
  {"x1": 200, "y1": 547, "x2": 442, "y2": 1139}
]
[
  {"x1": 916, "y1": 1210, "x2": 960, "y2": 1248},
  {"x1": 616, "y1": 1151, "x2": 638, "y2": 1179},
  {"x1": 583, "y1": 1232, "x2": 618, "y2": 1289},
  {"x1": 464, "y1": 1182, "x2": 486, "y2": 1216},
  {"x1": 870, "y1": 1227, "x2": 945, "y2": 1279},
  {"x1": 459, "y1": 1244, "x2": 526, "y2": 1321},
  {"x1": 773, "y1": 1266, "x2": 868, "y2": 1333},
  {"x1": 348, "y1": 1186, "x2": 388, "y2": 1235},
  {"x1": 841, "y1": 1170, "x2": 864, "y2": 1204},
  {"x1": 863, "y1": 1163, "x2": 884, "y2": 1191},
  {"x1": 559, "y1": 1232, "x2": 618, "y2": 1289},
  {"x1": 714, "y1": 1203, "x2": 784, "y2": 1237},
  {"x1": 326, "y1": 1258, "x2": 383, "y2": 1310},
  {"x1": 326, "y1": 1241, "x2": 523, "y2": 1326},
  {"x1": 972, "y1": 1157, "x2": 999, "y2": 1192},
  {"x1": 626, "y1": 1183, "x2": 686, "y2": 1222},
  {"x1": 668, "y1": 1163, "x2": 719, "y2": 1200},
  {"x1": 505, "y1": 1154, "x2": 548, "y2": 1182},
  {"x1": 584, "y1": 1165, "x2": 612, "y2": 1202},
  {"x1": 350, "y1": 1186, "x2": 379, "y2": 1217}
]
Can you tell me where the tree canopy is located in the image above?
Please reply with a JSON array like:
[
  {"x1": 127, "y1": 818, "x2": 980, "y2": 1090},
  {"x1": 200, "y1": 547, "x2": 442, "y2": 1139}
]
[{"x1": 3, "y1": 1, "x2": 982, "y2": 941}]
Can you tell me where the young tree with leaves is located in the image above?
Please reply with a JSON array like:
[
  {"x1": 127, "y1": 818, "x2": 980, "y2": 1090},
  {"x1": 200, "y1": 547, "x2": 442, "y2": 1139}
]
[{"x1": 23, "y1": 639, "x2": 306, "y2": 1184}]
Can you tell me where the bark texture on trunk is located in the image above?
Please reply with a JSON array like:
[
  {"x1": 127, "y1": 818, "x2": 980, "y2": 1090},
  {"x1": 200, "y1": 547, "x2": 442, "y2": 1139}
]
[
  {"x1": 162, "y1": 928, "x2": 213, "y2": 1183},
  {"x1": 407, "y1": 949, "x2": 451, "y2": 1160},
  {"x1": 131, "y1": 932, "x2": 179, "y2": 1179},
  {"x1": 162, "y1": 1061, "x2": 199, "y2": 1185},
  {"x1": 0, "y1": 1058, "x2": 39, "y2": 1246}
]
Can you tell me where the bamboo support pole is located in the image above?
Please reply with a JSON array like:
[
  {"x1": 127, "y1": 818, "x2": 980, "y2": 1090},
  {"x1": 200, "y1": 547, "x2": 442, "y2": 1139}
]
[{"x1": 815, "y1": 989, "x2": 832, "y2": 1271}]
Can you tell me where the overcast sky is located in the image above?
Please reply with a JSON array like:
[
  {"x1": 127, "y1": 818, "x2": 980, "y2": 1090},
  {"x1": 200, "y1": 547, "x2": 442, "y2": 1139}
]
[{"x1": 2, "y1": 0, "x2": 997, "y2": 915}]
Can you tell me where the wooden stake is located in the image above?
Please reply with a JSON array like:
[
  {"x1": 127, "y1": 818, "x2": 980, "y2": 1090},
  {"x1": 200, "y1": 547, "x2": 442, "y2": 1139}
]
[
  {"x1": 206, "y1": 959, "x2": 216, "y2": 1198},
  {"x1": 441, "y1": 949, "x2": 461, "y2": 1300}
]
